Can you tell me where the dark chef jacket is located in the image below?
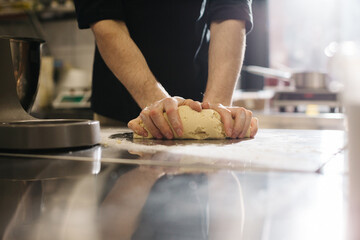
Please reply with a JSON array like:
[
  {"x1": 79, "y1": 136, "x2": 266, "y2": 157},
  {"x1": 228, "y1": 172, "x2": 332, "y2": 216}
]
[{"x1": 74, "y1": 0, "x2": 253, "y2": 123}]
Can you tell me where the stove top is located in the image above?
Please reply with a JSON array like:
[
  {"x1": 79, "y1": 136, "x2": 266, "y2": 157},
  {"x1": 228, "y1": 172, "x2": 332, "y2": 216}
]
[{"x1": 272, "y1": 89, "x2": 341, "y2": 113}]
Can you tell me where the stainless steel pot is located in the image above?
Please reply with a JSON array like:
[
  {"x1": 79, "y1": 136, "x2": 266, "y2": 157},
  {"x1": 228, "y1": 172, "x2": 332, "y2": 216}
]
[
  {"x1": 243, "y1": 65, "x2": 328, "y2": 90},
  {"x1": 1, "y1": 36, "x2": 45, "y2": 112}
]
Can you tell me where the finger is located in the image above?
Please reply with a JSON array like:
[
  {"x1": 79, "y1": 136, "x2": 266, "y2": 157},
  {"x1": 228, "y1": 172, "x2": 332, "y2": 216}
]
[
  {"x1": 215, "y1": 106, "x2": 233, "y2": 137},
  {"x1": 128, "y1": 117, "x2": 148, "y2": 137},
  {"x1": 174, "y1": 96, "x2": 185, "y2": 105},
  {"x1": 250, "y1": 117, "x2": 259, "y2": 138},
  {"x1": 149, "y1": 106, "x2": 174, "y2": 139},
  {"x1": 140, "y1": 109, "x2": 163, "y2": 139},
  {"x1": 201, "y1": 101, "x2": 211, "y2": 109},
  {"x1": 183, "y1": 99, "x2": 202, "y2": 112},
  {"x1": 163, "y1": 98, "x2": 183, "y2": 137},
  {"x1": 231, "y1": 108, "x2": 246, "y2": 139},
  {"x1": 239, "y1": 109, "x2": 253, "y2": 138},
  {"x1": 202, "y1": 102, "x2": 233, "y2": 137}
]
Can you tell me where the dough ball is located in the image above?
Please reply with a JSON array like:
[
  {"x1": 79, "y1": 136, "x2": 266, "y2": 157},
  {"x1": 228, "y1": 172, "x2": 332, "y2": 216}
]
[{"x1": 133, "y1": 105, "x2": 250, "y2": 140}]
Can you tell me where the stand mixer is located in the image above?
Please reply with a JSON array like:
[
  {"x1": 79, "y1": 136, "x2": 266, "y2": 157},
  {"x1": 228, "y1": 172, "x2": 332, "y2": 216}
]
[{"x1": 0, "y1": 36, "x2": 100, "y2": 150}]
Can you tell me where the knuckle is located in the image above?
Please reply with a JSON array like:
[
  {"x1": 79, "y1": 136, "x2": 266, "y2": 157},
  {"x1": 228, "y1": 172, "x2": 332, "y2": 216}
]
[
  {"x1": 224, "y1": 108, "x2": 232, "y2": 115},
  {"x1": 140, "y1": 112, "x2": 148, "y2": 120},
  {"x1": 163, "y1": 97, "x2": 171, "y2": 104},
  {"x1": 149, "y1": 109, "x2": 161, "y2": 117},
  {"x1": 164, "y1": 97, "x2": 176, "y2": 104},
  {"x1": 184, "y1": 99, "x2": 193, "y2": 105},
  {"x1": 217, "y1": 103, "x2": 225, "y2": 108},
  {"x1": 166, "y1": 107, "x2": 177, "y2": 115},
  {"x1": 194, "y1": 101, "x2": 201, "y2": 106},
  {"x1": 174, "y1": 96, "x2": 185, "y2": 104},
  {"x1": 141, "y1": 108, "x2": 150, "y2": 116},
  {"x1": 202, "y1": 101, "x2": 210, "y2": 108},
  {"x1": 152, "y1": 102, "x2": 160, "y2": 109},
  {"x1": 128, "y1": 120, "x2": 135, "y2": 127}
]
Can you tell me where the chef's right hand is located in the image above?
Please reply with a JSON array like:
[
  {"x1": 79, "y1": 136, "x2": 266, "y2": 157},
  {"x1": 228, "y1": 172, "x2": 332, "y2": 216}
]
[
  {"x1": 202, "y1": 102, "x2": 259, "y2": 138},
  {"x1": 128, "y1": 97, "x2": 202, "y2": 139}
]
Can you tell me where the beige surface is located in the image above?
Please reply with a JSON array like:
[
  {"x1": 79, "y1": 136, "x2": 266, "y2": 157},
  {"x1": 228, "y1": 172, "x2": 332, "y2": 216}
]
[{"x1": 134, "y1": 105, "x2": 250, "y2": 140}]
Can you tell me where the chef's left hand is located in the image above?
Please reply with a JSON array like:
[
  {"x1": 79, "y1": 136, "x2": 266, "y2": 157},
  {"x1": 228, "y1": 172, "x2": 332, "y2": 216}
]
[
  {"x1": 128, "y1": 97, "x2": 202, "y2": 139},
  {"x1": 202, "y1": 102, "x2": 258, "y2": 138}
]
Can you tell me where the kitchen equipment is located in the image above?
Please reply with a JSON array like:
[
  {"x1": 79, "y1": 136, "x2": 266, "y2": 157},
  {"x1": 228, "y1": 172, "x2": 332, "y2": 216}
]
[
  {"x1": 243, "y1": 65, "x2": 328, "y2": 90},
  {"x1": 272, "y1": 89, "x2": 341, "y2": 113},
  {"x1": 0, "y1": 36, "x2": 100, "y2": 150},
  {"x1": 243, "y1": 65, "x2": 341, "y2": 113},
  {"x1": 9, "y1": 36, "x2": 44, "y2": 112},
  {"x1": 52, "y1": 68, "x2": 91, "y2": 109}
]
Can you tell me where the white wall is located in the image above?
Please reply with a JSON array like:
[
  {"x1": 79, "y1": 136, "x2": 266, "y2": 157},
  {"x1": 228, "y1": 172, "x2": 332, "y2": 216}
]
[
  {"x1": 41, "y1": 19, "x2": 95, "y2": 74},
  {"x1": 0, "y1": 16, "x2": 94, "y2": 78},
  {"x1": 268, "y1": 0, "x2": 340, "y2": 72}
]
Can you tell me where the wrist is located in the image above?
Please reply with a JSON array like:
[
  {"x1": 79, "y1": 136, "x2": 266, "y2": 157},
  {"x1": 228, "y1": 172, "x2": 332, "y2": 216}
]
[
  {"x1": 134, "y1": 80, "x2": 170, "y2": 109},
  {"x1": 203, "y1": 92, "x2": 233, "y2": 106}
]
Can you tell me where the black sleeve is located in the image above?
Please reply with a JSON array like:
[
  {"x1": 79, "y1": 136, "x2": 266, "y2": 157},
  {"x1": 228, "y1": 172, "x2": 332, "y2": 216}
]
[
  {"x1": 73, "y1": 0, "x2": 125, "y2": 29},
  {"x1": 208, "y1": 0, "x2": 253, "y2": 33}
]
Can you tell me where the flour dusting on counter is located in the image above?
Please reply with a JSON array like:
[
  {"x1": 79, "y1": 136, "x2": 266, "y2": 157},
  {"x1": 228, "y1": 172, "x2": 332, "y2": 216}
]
[{"x1": 101, "y1": 128, "x2": 345, "y2": 172}]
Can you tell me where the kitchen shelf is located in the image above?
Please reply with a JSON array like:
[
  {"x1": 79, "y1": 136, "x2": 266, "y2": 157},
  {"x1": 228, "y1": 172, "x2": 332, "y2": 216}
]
[{"x1": 0, "y1": 7, "x2": 76, "y2": 22}]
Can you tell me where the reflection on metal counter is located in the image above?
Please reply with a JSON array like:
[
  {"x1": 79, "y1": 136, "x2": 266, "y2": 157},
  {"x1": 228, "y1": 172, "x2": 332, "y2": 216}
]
[{"x1": 0, "y1": 153, "x2": 346, "y2": 240}]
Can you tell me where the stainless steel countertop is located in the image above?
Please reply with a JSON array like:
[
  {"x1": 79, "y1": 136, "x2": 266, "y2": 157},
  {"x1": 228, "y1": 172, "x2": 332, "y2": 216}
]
[{"x1": 0, "y1": 128, "x2": 347, "y2": 240}]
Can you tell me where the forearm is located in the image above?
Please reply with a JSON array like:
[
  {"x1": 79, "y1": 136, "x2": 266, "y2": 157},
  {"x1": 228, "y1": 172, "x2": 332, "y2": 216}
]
[
  {"x1": 203, "y1": 20, "x2": 246, "y2": 106},
  {"x1": 91, "y1": 20, "x2": 169, "y2": 109}
]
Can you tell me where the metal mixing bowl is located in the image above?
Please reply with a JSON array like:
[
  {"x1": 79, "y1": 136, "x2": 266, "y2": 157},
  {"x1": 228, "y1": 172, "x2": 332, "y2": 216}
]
[{"x1": 1, "y1": 36, "x2": 45, "y2": 112}]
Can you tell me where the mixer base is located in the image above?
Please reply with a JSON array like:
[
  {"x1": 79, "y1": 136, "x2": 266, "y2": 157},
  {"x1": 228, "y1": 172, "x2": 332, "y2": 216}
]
[{"x1": 0, "y1": 119, "x2": 101, "y2": 150}]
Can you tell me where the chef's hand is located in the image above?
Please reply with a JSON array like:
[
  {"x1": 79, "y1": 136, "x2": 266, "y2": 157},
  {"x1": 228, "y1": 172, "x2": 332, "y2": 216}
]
[
  {"x1": 202, "y1": 102, "x2": 259, "y2": 138},
  {"x1": 128, "y1": 97, "x2": 202, "y2": 139}
]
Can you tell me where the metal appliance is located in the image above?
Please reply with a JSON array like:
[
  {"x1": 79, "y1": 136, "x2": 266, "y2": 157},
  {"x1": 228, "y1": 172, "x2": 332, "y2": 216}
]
[
  {"x1": 52, "y1": 68, "x2": 91, "y2": 109},
  {"x1": 272, "y1": 89, "x2": 340, "y2": 113},
  {"x1": 243, "y1": 65, "x2": 341, "y2": 113},
  {"x1": 0, "y1": 36, "x2": 100, "y2": 150}
]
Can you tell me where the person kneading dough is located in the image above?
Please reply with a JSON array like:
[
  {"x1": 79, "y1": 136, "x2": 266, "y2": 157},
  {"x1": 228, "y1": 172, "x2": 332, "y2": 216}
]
[{"x1": 133, "y1": 106, "x2": 251, "y2": 140}]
